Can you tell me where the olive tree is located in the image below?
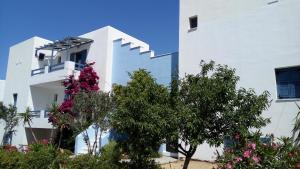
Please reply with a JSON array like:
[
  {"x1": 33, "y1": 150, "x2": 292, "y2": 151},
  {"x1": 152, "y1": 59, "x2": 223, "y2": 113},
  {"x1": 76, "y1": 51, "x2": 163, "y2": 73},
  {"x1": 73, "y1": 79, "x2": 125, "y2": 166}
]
[
  {"x1": 73, "y1": 91, "x2": 113, "y2": 155},
  {"x1": 170, "y1": 61, "x2": 270, "y2": 169}
]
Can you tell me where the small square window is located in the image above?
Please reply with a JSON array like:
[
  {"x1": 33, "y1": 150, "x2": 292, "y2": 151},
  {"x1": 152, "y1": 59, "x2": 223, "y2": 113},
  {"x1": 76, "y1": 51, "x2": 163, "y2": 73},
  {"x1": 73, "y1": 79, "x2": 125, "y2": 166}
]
[
  {"x1": 275, "y1": 66, "x2": 300, "y2": 99},
  {"x1": 54, "y1": 94, "x2": 58, "y2": 102},
  {"x1": 13, "y1": 93, "x2": 18, "y2": 107},
  {"x1": 189, "y1": 16, "x2": 198, "y2": 29}
]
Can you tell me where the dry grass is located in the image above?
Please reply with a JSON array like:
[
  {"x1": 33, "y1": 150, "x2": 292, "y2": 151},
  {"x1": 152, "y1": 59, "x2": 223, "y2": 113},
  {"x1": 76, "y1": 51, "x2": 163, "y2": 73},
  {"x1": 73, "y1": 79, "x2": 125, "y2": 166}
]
[{"x1": 161, "y1": 160, "x2": 216, "y2": 169}]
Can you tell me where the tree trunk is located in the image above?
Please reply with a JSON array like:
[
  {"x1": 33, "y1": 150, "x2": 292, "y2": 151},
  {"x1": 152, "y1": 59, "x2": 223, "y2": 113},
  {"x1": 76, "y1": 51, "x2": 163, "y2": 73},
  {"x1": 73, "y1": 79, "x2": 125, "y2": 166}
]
[
  {"x1": 58, "y1": 126, "x2": 63, "y2": 149},
  {"x1": 183, "y1": 156, "x2": 192, "y2": 169},
  {"x1": 98, "y1": 130, "x2": 102, "y2": 154},
  {"x1": 28, "y1": 123, "x2": 38, "y2": 143},
  {"x1": 92, "y1": 125, "x2": 100, "y2": 155},
  {"x1": 49, "y1": 127, "x2": 54, "y2": 144},
  {"x1": 83, "y1": 130, "x2": 91, "y2": 154}
]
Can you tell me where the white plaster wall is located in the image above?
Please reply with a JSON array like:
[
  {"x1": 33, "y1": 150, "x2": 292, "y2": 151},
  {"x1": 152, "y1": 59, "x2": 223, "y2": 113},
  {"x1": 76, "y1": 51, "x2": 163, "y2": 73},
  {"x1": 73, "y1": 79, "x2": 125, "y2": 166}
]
[
  {"x1": 2, "y1": 37, "x2": 52, "y2": 145},
  {"x1": 0, "y1": 26, "x2": 153, "y2": 146},
  {"x1": 0, "y1": 80, "x2": 5, "y2": 101},
  {"x1": 80, "y1": 26, "x2": 150, "y2": 92},
  {"x1": 179, "y1": 0, "x2": 300, "y2": 161}
]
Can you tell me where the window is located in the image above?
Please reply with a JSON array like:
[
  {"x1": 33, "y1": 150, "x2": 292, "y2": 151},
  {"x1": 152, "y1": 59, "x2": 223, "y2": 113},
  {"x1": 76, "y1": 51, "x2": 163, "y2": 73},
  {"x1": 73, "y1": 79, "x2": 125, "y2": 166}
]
[
  {"x1": 189, "y1": 16, "x2": 198, "y2": 29},
  {"x1": 70, "y1": 50, "x2": 87, "y2": 64},
  {"x1": 13, "y1": 93, "x2": 18, "y2": 107},
  {"x1": 57, "y1": 56, "x2": 61, "y2": 64},
  {"x1": 53, "y1": 94, "x2": 58, "y2": 103},
  {"x1": 38, "y1": 53, "x2": 45, "y2": 61},
  {"x1": 275, "y1": 66, "x2": 300, "y2": 99}
]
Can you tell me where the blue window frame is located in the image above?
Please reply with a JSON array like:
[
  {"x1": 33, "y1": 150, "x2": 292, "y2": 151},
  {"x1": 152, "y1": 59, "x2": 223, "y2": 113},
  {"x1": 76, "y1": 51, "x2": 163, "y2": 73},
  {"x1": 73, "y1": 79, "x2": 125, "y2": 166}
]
[{"x1": 275, "y1": 66, "x2": 300, "y2": 99}]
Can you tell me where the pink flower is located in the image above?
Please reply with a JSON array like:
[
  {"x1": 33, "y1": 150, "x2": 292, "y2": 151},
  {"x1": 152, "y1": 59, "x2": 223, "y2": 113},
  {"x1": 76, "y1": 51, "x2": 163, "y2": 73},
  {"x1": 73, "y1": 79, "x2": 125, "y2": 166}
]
[
  {"x1": 243, "y1": 150, "x2": 252, "y2": 158},
  {"x1": 234, "y1": 133, "x2": 240, "y2": 140},
  {"x1": 252, "y1": 155, "x2": 261, "y2": 163},
  {"x1": 272, "y1": 143, "x2": 279, "y2": 150},
  {"x1": 226, "y1": 163, "x2": 232, "y2": 169},
  {"x1": 233, "y1": 156, "x2": 242, "y2": 163},
  {"x1": 248, "y1": 143, "x2": 256, "y2": 150}
]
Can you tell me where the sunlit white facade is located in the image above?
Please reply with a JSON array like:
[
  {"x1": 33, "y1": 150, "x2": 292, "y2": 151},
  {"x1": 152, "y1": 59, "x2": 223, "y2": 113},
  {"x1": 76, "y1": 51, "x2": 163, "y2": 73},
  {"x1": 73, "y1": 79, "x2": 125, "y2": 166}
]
[{"x1": 179, "y1": 0, "x2": 300, "y2": 161}]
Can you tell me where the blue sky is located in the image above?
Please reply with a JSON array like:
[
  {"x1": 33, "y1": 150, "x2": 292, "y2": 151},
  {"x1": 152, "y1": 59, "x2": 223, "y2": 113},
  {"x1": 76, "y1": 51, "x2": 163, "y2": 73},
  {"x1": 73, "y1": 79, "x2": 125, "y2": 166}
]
[{"x1": 0, "y1": 0, "x2": 179, "y2": 80}]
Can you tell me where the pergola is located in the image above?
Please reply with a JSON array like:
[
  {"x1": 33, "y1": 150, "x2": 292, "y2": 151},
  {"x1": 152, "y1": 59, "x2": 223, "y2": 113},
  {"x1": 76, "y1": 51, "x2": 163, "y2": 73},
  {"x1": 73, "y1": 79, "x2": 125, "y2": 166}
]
[{"x1": 35, "y1": 37, "x2": 93, "y2": 66}]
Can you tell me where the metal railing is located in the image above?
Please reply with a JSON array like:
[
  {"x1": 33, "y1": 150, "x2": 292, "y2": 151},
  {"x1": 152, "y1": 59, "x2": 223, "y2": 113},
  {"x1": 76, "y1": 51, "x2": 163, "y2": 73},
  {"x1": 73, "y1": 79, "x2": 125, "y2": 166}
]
[
  {"x1": 31, "y1": 61, "x2": 85, "y2": 76},
  {"x1": 29, "y1": 110, "x2": 50, "y2": 118},
  {"x1": 49, "y1": 62, "x2": 65, "y2": 72},
  {"x1": 29, "y1": 110, "x2": 41, "y2": 118},
  {"x1": 44, "y1": 110, "x2": 50, "y2": 118},
  {"x1": 75, "y1": 63, "x2": 85, "y2": 71},
  {"x1": 31, "y1": 67, "x2": 45, "y2": 76}
]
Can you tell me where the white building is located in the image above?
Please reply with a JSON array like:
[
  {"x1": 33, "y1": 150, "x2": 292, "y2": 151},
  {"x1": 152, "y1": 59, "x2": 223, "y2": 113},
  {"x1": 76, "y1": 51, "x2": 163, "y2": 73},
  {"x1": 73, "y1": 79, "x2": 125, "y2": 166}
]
[
  {"x1": 179, "y1": 0, "x2": 300, "y2": 161},
  {"x1": 0, "y1": 0, "x2": 299, "y2": 162},
  {"x1": 0, "y1": 26, "x2": 178, "y2": 150}
]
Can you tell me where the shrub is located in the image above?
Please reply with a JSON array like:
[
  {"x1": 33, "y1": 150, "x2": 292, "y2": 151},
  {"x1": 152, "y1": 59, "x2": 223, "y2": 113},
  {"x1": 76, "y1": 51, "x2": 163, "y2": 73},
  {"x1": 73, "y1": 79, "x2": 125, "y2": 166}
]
[
  {"x1": 21, "y1": 144, "x2": 59, "y2": 169},
  {"x1": 0, "y1": 149, "x2": 23, "y2": 169},
  {"x1": 67, "y1": 155, "x2": 100, "y2": 169},
  {"x1": 100, "y1": 141, "x2": 122, "y2": 165},
  {"x1": 215, "y1": 133, "x2": 300, "y2": 169}
]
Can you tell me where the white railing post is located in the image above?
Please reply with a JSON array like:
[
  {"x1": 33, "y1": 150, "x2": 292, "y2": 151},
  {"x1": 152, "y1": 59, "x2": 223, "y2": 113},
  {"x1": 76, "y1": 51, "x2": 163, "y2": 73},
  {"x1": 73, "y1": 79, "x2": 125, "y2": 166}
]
[
  {"x1": 45, "y1": 66, "x2": 49, "y2": 74},
  {"x1": 40, "y1": 110, "x2": 44, "y2": 118}
]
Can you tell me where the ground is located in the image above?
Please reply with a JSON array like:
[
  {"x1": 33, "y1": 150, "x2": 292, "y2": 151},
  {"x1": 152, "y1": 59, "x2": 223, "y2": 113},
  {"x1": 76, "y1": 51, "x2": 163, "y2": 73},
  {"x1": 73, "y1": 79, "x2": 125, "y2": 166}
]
[{"x1": 161, "y1": 160, "x2": 216, "y2": 169}]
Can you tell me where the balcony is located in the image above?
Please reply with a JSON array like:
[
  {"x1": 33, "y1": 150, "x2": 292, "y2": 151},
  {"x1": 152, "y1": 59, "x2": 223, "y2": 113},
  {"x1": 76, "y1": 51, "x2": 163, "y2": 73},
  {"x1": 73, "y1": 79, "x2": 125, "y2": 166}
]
[
  {"x1": 31, "y1": 61, "x2": 84, "y2": 76},
  {"x1": 30, "y1": 61, "x2": 84, "y2": 86},
  {"x1": 27, "y1": 110, "x2": 53, "y2": 128},
  {"x1": 29, "y1": 110, "x2": 50, "y2": 118}
]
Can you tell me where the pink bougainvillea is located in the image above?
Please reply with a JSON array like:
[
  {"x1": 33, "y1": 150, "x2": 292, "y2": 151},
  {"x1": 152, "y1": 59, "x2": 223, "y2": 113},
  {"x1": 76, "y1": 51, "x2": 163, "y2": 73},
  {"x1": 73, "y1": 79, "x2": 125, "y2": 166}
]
[{"x1": 48, "y1": 62, "x2": 99, "y2": 126}]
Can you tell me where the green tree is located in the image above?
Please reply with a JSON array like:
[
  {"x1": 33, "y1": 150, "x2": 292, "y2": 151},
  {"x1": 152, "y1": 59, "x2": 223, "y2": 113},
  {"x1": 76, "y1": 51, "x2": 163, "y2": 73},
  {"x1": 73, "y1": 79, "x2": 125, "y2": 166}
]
[
  {"x1": 0, "y1": 103, "x2": 19, "y2": 145},
  {"x1": 19, "y1": 107, "x2": 38, "y2": 143},
  {"x1": 72, "y1": 91, "x2": 113, "y2": 155},
  {"x1": 111, "y1": 69, "x2": 171, "y2": 168},
  {"x1": 170, "y1": 61, "x2": 270, "y2": 169}
]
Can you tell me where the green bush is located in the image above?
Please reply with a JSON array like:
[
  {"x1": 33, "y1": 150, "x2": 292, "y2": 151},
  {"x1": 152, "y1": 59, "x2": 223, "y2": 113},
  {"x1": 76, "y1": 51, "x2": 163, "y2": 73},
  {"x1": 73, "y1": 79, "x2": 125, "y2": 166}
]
[
  {"x1": 0, "y1": 149, "x2": 23, "y2": 169},
  {"x1": 215, "y1": 133, "x2": 300, "y2": 169},
  {"x1": 100, "y1": 141, "x2": 122, "y2": 165},
  {"x1": 0, "y1": 142, "x2": 163, "y2": 169},
  {"x1": 67, "y1": 155, "x2": 100, "y2": 169},
  {"x1": 21, "y1": 144, "x2": 59, "y2": 169}
]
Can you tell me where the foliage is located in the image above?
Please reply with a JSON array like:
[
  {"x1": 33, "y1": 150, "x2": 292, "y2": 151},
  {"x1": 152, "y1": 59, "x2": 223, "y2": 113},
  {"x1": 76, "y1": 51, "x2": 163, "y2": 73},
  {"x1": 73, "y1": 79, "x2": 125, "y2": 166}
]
[
  {"x1": 215, "y1": 132, "x2": 300, "y2": 169},
  {"x1": 67, "y1": 142, "x2": 122, "y2": 169},
  {"x1": 292, "y1": 103, "x2": 300, "y2": 147},
  {"x1": 22, "y1": 143, "x2": 60, "y2": 169},
  {"x1": 72, "y1": 91, "x2": 113, "y2": 154},
  {"x1": 0, "y1": 143, "x2": 124, "y2": 169},
  {"x1": 0, "y1": 103, "x2": 19, "y2": 145},
  {"x1": 99, "y1": 141, "x2": 121, "y2": 165},
  {"x1": 48, "y1": 62, "x2": 99, "y2": 126},
  {"x1": 0, "y1": 148, "x2": 23, "y2": 169},
  {"x1": 170, "y1": 60, "x2": 270, "y2": 169},
  {"x1": 111, "y1": 69, "x2": 171, "y2": 168},
  {"x1": 48, "y1": 63, "x2": 100, "y2": 150}
]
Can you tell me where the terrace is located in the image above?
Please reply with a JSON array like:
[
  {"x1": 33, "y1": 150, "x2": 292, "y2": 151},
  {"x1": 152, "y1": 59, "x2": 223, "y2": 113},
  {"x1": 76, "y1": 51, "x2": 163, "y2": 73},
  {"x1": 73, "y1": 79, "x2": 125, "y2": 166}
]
[{"x1": 31, "y1": 36, "x2": 93, "y2": 76}]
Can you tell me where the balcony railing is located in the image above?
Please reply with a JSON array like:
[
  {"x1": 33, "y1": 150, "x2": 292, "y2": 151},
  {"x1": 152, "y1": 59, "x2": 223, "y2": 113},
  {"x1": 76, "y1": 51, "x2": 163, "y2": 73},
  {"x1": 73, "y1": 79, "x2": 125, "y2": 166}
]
[
  {"x1": 29, "y1": 110, "x2": 50, "y2": 118},
  {"x1": 31, "y1": 67, "x2": 45, "y2": 76},
  {"x1": 49, "y1": 62, "x2": 65, "y2": 72},
  {"x1": 31, "y1": 62, "x2": 85, "y2": 76},
  {"x1": 75, "y1": 63, "x2": 85, "y2": 71}
]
